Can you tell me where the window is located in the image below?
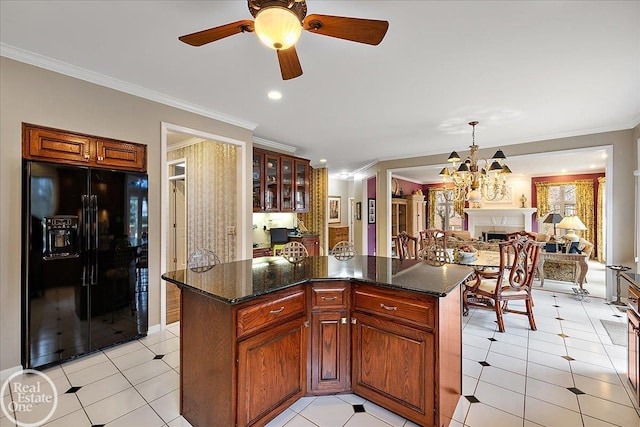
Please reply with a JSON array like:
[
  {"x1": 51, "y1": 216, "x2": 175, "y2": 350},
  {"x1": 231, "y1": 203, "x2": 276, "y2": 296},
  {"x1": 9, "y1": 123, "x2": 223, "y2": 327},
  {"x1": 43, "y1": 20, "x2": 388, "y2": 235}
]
[
  {"x1": 541, "y1": 184, "x2": 576, "y2": 235},
  {"x1": 434, "y1": 190, "x2": 463, "y2": 231}
]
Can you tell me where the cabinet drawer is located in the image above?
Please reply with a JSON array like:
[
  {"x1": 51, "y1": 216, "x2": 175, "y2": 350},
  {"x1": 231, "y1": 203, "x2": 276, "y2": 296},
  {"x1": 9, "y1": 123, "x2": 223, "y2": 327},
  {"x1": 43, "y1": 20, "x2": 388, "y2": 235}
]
[
  {"x1": 354, "y1": 286, "x2": 434, "y2": 329},
  {"x1": 237, "y1": 290, "x2": 306, "y2": 338},
  {"x1": 311, "y1": 283, "x2": 348, "y2": 309}
]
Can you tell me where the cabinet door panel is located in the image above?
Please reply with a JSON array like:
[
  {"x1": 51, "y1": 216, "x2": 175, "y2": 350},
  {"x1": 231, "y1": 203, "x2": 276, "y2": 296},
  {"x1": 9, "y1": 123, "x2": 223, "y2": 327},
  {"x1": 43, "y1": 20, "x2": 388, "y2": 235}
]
[
  {"x1": 352, "y1": 312, "x2": 434, "y2": 425},
  {"x1": 252, "y1": 151, "x2": 265, "y2": 211},
  {"x1": 25, "y1": 126, "x2": 91, "y2": 163},
  {"x1": 294, "y1": 160, "x2": 309, "y2": 212},
  {"x1": 95, "y1": 139, "x2": 146, "y2": 171},
  {"x1": 311, "y1": 311, "x2": 349, "y2": 393},
  {"x1": 237, "y1": 316, "x2": 307, "y2": 426},
  {"x1": 264, "y1": 153, "x2": 280, "y2": 211}
]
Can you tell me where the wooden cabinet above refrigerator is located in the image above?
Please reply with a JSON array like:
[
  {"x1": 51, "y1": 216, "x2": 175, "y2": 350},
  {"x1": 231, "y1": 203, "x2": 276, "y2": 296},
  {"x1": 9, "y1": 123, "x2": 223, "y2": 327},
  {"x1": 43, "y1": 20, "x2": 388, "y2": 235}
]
[
  {"x1": 253, "y1": 148, "x2": 310, "y2": 213},
  {"x1": 22, "y1": 123, "x2": 147, "y2": 172}
]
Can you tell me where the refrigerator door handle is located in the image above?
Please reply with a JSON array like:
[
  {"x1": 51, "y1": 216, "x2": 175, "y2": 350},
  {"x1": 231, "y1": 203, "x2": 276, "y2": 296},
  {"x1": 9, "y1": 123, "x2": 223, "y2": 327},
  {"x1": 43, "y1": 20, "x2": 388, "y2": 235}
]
[
  {"x1": 81, "y1": 195, "x2": 90, "y2": 286},
  {"x1": 90, "y1": 195, "x2": 98, "y2": 285}
]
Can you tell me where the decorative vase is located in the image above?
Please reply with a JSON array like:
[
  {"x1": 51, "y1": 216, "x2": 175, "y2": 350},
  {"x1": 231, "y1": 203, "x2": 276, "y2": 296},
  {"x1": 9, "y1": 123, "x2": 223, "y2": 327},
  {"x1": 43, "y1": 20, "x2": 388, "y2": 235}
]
[{"x1": 519, "y1": 194, "x2": 527, "y2": 208}]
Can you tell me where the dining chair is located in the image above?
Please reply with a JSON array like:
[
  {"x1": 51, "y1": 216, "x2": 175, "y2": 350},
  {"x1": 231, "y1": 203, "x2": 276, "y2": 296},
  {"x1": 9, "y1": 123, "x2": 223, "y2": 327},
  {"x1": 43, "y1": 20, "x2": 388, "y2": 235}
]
[
  {"x1": 330, "y1": 241, "x2": 357, "y2": 260},
  {"x1": 506, "y1": 230, "x2": 536, "y2": 241},
  {"x1": 394, "y1": 231, "x2": 419, "y2": 260},
  {"x1": 188, "y1": 248, "x2": 221, "y2": 272},
  {"x1": 418, "y1": 228, "x2": 449, "y2": 265},
  {"x1": 462, "y1": 237, "x2": 544, "y2": 332},
  {"x1": 279, "y1": 241, "x2": 309, "y2": 263}
]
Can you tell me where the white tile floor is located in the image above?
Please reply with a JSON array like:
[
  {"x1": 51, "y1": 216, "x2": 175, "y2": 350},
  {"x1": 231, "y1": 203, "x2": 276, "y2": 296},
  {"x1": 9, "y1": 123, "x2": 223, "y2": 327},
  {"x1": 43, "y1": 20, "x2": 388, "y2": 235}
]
[{"x1": 2, "y1": 286, "x2": 639, "y2": 427}]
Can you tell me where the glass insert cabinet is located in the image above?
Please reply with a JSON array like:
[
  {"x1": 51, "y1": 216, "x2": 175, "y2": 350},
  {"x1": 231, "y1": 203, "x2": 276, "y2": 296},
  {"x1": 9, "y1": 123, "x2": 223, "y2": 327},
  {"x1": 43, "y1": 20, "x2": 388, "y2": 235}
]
[{"x1": 252, "y1": 148, "x2": 310, "y2": 213}]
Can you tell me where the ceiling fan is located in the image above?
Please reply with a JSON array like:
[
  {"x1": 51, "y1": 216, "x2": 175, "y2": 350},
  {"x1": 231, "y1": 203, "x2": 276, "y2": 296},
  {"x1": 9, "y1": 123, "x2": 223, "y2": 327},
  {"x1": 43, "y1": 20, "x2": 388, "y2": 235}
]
[{"x1": 178, "y1": 0, "x2": 389, "y2": 80}]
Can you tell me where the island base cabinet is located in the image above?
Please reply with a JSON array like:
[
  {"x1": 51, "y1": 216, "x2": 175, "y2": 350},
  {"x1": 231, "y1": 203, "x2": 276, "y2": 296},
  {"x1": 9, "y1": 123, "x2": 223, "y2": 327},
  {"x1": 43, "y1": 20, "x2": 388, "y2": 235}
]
[
  {"x1": 310, "y1": 311, "x2": 350, "y2": 394},
  {"x1": 237, "y1": 316, "x2": 308, "y2": 427},
  {"x1": 628, "y1": 308, "x2": 640, "y2": 403},
  {"x1": 352, "y1": 312, "x2": 435, "y2": 426}
]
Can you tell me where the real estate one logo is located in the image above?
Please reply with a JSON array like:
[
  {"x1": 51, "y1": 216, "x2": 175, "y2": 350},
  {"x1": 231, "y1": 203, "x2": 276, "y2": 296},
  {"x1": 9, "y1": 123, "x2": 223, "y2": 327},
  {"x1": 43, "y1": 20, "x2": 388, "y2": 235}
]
[{"x1": 0, "y1": 369, "x2": 58, "y2": 427}]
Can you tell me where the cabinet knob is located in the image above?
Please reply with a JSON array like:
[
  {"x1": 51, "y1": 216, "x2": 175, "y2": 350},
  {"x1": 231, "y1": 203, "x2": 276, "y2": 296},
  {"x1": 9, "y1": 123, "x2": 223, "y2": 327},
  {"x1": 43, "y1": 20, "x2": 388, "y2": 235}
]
[
  {"x1": 97, "y1": 156, "x2": 104, "y2": 161},
  {"x1": 341, "y1": 317, "x2": 347, "y2": 324},
  {"x1": 380, "y1": 303, "x2": 398, "y2": 311}
]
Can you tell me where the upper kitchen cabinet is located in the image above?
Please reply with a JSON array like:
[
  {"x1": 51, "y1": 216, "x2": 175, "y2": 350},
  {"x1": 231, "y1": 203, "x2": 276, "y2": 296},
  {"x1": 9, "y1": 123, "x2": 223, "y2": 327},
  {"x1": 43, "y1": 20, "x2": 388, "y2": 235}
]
[
  {"x1": 294, "y1": 159, "x2": 309, "y2": 212},
  {"x1": 253, "y1": 148, "x2": 310, "y2": 213},
  {"x1": 22, "y1": 123, "x2": 146, "y2": 172}
]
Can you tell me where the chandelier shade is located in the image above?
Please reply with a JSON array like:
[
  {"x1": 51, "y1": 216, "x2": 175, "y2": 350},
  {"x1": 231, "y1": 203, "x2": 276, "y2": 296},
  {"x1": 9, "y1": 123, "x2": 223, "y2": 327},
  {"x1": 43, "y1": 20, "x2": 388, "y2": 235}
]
[{"x1": 439, "y1": 121, "x2": 512, "y2": 205}]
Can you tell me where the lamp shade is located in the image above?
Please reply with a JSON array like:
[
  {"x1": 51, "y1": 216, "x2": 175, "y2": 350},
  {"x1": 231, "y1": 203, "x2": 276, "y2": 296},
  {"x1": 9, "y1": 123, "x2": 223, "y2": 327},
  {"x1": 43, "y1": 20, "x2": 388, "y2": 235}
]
[
  {"x1": 557, "y1": 215, "x2": 587, "y2": 231},
  {"x1": 557, "y1": 215, "x2": 586, "y2": 243},
  {"x1": 254, "y1": 7, "x2": 302, "y2": 50},
  {"x1": 543, "y1": 213, "x2": 563, "y2": 225}
]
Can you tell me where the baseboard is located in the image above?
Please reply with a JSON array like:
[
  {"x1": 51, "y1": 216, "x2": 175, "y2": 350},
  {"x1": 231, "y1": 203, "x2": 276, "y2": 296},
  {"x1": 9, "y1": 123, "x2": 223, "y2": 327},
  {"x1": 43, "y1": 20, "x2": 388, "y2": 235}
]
[
  {"x1": 147, "y1": 324, "x2": 162, "y2": 335},
  {"x1": 1, "y1": 365, "x2": 23, "y2": 381}
]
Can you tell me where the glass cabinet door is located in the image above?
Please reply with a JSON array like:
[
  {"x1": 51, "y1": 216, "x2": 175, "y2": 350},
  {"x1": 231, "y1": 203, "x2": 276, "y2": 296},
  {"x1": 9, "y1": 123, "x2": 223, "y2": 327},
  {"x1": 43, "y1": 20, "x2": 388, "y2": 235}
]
[
  {"x1": 265, "y1": 154, "x2": 280, "y2": 211},
  {"x1": 294, "y1": 160, "x2": 309, "y2": 212},
  {"x1": 281, "y1": 157, "x2": 294, "y2": 211},
  {"x1": 252, "y1": 152, "x2": 264, "y2": 211}
]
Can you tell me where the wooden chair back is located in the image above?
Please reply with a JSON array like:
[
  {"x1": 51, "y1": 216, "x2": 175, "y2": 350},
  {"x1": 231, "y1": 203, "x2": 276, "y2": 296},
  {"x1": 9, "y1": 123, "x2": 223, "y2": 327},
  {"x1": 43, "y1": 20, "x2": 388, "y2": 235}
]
[
  {"x1": 506, "y1": 231, "x2": 536, "y2": 241},
  {"x1": 330, "y1": 241, "x2": 357, "y2": 260},
  {"x1": 394, "y1": 231, "x2": 418, "y2": 260},
  {"x1": 279, "y1": 241, "x2": 309, "y2": 263},
  {"x1": 419, "y1": 228, "x2": 449, "y2": 265},
  {"x1": 188, "y1": 249, "x2": 221, "y2": 272}
]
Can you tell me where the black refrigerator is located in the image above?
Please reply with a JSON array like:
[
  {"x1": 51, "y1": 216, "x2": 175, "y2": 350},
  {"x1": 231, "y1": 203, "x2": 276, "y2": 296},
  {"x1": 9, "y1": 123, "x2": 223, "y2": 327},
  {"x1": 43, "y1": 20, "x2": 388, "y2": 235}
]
[{"x1": 22, "y1": 160, "x2": 148, "y2": 369}]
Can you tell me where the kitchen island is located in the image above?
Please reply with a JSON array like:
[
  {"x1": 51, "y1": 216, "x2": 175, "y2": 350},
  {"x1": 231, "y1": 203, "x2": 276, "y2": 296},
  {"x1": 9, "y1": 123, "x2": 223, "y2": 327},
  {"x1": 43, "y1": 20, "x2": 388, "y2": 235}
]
[{"x1": 162, "y1": 256, "x2": 472, "y2": 427}]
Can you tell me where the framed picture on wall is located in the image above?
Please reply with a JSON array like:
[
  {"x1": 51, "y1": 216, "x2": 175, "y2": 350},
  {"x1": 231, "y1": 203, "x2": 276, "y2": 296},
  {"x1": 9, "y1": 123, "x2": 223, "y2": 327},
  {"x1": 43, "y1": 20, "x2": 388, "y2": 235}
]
[
  {"x1": 355, "y1": 202, "x2": 362, "y2": 220},
  {"x1": 328, "y1": 196, "x2": 341, "y2": 223},
  {"x1": 368, "y1": 198, "x2": 376, "y2": 224}
]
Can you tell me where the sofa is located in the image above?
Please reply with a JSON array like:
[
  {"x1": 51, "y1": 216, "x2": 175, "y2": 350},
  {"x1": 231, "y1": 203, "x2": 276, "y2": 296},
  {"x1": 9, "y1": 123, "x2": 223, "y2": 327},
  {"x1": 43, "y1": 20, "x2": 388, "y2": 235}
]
[{"x1": 445, "y1": 230, "x2": 593, "y2": 284}]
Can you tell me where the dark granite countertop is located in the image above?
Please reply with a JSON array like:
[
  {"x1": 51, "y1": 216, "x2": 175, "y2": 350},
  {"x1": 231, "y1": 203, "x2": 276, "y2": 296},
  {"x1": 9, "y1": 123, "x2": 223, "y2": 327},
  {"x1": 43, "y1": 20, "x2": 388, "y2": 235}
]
[{"x1": 162, "y1": 255, "x2": 473, "y2": 305}]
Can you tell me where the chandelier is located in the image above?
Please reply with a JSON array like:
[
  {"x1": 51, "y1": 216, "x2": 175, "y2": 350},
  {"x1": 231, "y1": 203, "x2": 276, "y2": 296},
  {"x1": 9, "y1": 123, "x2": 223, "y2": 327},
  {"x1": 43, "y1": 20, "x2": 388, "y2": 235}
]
[{"x1": 439, "y1": 121, "x2": 512, "y2": 205}]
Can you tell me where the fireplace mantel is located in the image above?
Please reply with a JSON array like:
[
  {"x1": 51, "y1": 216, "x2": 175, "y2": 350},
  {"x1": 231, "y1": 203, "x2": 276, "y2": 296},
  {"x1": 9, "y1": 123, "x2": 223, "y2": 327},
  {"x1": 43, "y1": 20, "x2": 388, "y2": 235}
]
[{"x1": 464, "y1": 208, "x2": 537, "y2": 237}]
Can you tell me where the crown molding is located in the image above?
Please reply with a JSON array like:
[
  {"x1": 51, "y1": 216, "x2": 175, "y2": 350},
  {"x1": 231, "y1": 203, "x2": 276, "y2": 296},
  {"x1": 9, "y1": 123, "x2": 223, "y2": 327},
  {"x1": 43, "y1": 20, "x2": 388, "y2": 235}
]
[
  {"x1": 252, "y1": 136, "x2": 296, "y2": 153},
  {"x1": 0, "y1": 43, "x2": 257, "y2": 131}
]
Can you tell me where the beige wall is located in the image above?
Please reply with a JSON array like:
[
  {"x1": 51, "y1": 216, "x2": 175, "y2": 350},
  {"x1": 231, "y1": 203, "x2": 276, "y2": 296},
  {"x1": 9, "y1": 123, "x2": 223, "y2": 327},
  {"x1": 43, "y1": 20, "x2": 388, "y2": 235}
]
[{"x1": 0, "y1": 57, "x2": 253, "y2": 373}]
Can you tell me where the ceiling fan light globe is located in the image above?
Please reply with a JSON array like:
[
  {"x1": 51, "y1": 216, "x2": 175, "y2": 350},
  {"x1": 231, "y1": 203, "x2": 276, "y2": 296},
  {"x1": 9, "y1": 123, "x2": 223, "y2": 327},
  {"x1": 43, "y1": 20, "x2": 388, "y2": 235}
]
[{"x1": 254, "y1": 7, "x2": 302, "y2": 50}]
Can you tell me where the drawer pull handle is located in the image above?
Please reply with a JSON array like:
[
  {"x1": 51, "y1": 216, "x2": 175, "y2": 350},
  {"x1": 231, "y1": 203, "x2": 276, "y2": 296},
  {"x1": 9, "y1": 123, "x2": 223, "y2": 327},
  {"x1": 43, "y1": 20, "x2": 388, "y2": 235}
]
[
  {"x1": 269, "y1": 306, "x2": 285, "y2": 315},
  {"x1": 380, "y1": 303, "x2": 397, "y2": 311},
  {"x1": 321, "y1": 296, "x2": 338, "y2": 301}
]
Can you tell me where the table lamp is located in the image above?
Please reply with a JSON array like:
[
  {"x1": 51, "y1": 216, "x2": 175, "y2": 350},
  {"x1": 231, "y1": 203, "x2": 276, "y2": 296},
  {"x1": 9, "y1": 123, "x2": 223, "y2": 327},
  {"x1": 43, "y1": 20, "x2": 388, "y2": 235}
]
[
  {"x1": 557, "y1": 215, "x2": 587, "y2": 242},
  {"x1": 543, "y1": 212, "x2": 563, "y2": 236}
]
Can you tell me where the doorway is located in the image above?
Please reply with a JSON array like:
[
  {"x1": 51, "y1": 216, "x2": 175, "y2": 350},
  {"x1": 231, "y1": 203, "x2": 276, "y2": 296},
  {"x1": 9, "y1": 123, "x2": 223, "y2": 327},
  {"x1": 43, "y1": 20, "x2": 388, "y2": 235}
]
[
  {"x1": 160, "y1": 122, "x2": 251, "y2": 328},
  {"x1": 166, "y1": 159, "x2": 187, "y2": 324}
]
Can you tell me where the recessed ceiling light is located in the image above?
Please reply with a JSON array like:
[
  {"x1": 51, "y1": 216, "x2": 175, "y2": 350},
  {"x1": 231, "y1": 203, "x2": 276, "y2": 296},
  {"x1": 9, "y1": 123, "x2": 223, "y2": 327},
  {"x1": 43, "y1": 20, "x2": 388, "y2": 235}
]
[
  {"x1": 267, "y1": 90, "x2": 282, "y2": 100},
  {"x1": 319, "y1": 159, "x2": 327, "y2": 163}
]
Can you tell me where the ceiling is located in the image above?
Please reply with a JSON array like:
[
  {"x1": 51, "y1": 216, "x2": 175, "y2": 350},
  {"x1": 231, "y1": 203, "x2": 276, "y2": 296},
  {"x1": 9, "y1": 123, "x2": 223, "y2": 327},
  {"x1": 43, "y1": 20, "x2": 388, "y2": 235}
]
[{"x1": 1, "y1": 1, "x2": 638, "y2": 179}]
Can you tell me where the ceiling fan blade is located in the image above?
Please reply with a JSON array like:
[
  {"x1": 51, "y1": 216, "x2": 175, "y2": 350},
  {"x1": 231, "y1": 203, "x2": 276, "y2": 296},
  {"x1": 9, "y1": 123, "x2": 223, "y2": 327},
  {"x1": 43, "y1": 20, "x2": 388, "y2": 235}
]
[
  {"x1": 303, "y1": 14, "x2": 389, "y2": 45},
  {"x1": 179, "y1": 20, "x2": 254, "y2": 46},
  {"x1": 277, "y1": 46, "x2": 303, "y2": 80}
]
